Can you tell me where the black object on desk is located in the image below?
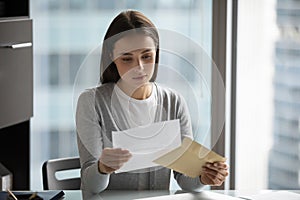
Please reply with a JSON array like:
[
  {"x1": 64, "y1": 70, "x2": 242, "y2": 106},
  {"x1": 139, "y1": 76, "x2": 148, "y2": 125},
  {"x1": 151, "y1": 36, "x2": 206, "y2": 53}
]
[{"x1": 0, "y1": 190, "x2": 65, "y2": 200}]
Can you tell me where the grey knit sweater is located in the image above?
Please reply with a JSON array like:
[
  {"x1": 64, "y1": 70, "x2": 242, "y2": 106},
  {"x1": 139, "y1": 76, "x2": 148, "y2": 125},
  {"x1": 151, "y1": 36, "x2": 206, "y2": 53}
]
[{"x1": 76, "y1": 82, "x2": 204, "y2": 196}]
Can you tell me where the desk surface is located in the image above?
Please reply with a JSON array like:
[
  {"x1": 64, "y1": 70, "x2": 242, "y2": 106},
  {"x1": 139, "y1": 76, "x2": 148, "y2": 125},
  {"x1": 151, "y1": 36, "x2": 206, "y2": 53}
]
[{"x1": 63, "y1": 190, "x2": 300, "y2": 200}]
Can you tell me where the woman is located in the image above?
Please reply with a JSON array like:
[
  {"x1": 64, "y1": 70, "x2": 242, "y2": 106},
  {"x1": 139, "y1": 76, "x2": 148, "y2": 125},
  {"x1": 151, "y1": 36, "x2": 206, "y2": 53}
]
[{"x1": 76, "y1": 10, "x2": 228, "y2": 196}]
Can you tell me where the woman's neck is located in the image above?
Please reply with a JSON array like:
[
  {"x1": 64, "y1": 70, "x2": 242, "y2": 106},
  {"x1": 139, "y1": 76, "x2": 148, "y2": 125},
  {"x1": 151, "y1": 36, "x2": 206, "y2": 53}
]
[{"x1": 117, "y1": 81, "x2": 152, "y2": 100}]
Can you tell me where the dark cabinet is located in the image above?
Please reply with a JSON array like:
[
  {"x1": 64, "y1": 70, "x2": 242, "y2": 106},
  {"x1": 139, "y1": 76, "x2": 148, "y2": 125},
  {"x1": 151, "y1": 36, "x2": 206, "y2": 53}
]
[
  {"x1": 0, "y1": 0, "x2": 32, "y2": 190},
  {"x1": 0, "y1": 19, "x2": 33, "y2": 129}
]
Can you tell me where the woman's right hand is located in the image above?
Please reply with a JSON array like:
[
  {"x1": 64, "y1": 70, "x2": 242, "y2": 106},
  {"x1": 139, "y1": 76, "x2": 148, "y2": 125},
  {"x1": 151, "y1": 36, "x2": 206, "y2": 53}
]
[{"x1": 98, "y1": 148, "x2": 132, "y2": 174}]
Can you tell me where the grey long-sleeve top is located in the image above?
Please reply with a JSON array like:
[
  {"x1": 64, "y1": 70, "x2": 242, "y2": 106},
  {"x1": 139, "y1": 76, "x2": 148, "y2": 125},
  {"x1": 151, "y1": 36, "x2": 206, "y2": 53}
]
[{"x1": 76, "y1": 82, "x2": 204, "y2": 196}]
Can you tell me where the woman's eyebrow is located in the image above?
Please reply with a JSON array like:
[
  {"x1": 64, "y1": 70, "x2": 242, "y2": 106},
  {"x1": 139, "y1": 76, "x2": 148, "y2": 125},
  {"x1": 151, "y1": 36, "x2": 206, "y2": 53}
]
[
  {"x1": 120, "y1": 48, "x2": 154, "y2": 56},
  {"x1": 141, "y1": 48, "x2": 154, "y2": 53},
  {"x1": 121, "y1": 52, "x2": 133, "y2": 56}
]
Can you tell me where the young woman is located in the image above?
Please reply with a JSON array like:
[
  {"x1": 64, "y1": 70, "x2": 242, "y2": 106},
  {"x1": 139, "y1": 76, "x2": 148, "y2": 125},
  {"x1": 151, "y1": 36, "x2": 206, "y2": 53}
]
[{"x1": 76, "y1": 10, "x2": 228, "y2": 196}]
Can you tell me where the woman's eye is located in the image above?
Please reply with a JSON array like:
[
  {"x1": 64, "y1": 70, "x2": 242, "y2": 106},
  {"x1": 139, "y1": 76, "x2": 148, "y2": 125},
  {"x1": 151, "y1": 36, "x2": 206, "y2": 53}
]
[
  {"x1": 142, "y1": 54, "x2": 152, "y2": 60},
  {"x1": 122, "y1": 57, "x2": 132, "y2": 62}
]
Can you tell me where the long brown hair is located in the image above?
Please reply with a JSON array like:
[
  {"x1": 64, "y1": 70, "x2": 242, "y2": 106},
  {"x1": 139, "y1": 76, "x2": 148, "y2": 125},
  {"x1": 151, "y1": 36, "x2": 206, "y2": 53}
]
[{"x1": 100, "y1": 10, "x2": 160, "y2": 84}]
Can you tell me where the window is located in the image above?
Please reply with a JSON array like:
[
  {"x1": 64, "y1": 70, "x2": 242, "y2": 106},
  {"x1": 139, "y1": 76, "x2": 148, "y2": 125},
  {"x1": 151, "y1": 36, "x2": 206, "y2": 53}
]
[{"x1": 235, "y1": 0, "x2": 300, "y2": 190}]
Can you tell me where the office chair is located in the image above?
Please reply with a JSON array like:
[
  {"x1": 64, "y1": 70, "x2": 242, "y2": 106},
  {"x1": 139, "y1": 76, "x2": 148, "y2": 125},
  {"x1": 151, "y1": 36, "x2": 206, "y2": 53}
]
[
  {"x1": 42, "y1": 157, "x2": 171, "y2": 190},
  {"x1": 42, "y1": 157, "x2": 81, "y2": 190}
]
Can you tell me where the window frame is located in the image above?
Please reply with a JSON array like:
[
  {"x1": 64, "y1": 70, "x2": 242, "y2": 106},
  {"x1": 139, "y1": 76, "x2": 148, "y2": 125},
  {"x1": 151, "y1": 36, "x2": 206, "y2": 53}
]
[{"x1": 211, "y1": 0, "x2": 238, "y2": 190}]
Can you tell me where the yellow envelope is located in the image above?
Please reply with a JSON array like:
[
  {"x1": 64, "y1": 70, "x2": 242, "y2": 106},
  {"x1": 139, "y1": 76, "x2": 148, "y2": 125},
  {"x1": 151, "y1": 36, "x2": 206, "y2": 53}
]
[{"x1": 153, "y1": 137, "x2": 226, "y2": 178}]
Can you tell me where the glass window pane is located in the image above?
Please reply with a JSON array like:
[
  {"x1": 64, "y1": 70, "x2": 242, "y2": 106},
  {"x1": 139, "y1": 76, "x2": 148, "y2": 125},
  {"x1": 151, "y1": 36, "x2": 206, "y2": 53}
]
[
  {"x1": 236, "y1": 0, "x2": 277, "y2": 190},
  {"x1": 236, "y1": 0, "x2": 300, "y2": 190}
]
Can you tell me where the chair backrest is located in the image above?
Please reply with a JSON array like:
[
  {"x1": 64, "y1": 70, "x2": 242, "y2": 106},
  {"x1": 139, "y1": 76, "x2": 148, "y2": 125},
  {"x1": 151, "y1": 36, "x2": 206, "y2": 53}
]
[{"x1": 42, "y1": 157, "x2": 81, "y2": 190}]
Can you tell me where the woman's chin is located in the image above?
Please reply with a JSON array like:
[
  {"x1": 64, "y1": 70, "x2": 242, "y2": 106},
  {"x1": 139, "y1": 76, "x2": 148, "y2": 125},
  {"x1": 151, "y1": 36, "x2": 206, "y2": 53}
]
[{"x1": 129, "y1": 78, "x2": 150, "y2": 87}]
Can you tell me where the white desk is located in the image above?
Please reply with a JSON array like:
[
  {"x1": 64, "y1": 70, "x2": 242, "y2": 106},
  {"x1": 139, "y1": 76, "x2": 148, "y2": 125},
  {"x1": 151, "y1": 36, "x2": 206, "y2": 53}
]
[{"x1": 62, "y1": 190, "x2": 300, "y2": 200}]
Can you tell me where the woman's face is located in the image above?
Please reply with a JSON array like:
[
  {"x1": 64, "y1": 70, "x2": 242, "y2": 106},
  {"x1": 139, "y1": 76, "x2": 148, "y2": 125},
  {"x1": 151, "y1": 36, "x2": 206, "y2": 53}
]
[{"x1": 112, "y1": 34, "x2": 156, "y2": 88}]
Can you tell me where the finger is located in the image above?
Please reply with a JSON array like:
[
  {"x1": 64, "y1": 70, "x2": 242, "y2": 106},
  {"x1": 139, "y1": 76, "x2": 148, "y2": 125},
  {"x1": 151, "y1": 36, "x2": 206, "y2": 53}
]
[
  {"x1": 102, "y1": 156, "x2": 131, "y2": 165},
  {"x1": 206, "y1": 162, "x2": 228, "y2": 170},
  {"x1": 211, "y1": 162, "x2": 229, "y2": 169},
  {"x1": 206, "y1": 172, "x2": 224, "y2": 183},
  {"x1": 205, "y1": 173, "x2": 224, "y2": 186},
  {"x1": 205, "y1": 163, "x2": 228, "y2": 172},
  {"x1": 202, "y1": 167, "x2": 228, "y2": 180},
  {"x1": 103, "y1": 148, "x2": 132, "y2": 156},
  {"x1": 103, "y1": 148, "x2": 130, "y2": 154},
  {"x1": 102, "y1": 153, "x2": 132, "y2": 161},
  {"x1": 203, "y1": 167, "x2": 229, "y2": 177},
  {"x1": 205, "y1": 169, "x2": 229, "y2": 179},
  {"x1": 101, "y1": 159, "x2": 127, "y2": 169},
  {"x1": 101, "y1": 152, "x2": 132, "y2": 163},
  {"x1": 203, "y1": 164, "x2": 228, "y2": 176},
  {"x1": 102, "y1": 152, "x2": 132, "y2": 161}
]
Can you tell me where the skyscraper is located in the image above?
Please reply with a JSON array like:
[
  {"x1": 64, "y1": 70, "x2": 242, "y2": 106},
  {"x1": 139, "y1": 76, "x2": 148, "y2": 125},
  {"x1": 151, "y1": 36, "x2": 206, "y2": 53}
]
[{"x1": 268, "y1": 0, "x2": 300, "y2": 189}]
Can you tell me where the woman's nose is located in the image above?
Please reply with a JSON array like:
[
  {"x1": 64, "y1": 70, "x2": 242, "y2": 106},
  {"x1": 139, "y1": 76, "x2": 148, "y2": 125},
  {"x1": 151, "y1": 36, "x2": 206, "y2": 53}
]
[{"x1": 136, "y1": 59, "x2": 144, "y2": 70}]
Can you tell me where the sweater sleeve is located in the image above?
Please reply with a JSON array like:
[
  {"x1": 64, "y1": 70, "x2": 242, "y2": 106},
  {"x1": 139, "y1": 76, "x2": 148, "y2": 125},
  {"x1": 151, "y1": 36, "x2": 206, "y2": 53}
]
[
  {"x1": 76, "y1": 90, "x2": 110, "y2": 194},
  {"x1": 173, "y1": 92, "x2": 205, "y2": 191}
]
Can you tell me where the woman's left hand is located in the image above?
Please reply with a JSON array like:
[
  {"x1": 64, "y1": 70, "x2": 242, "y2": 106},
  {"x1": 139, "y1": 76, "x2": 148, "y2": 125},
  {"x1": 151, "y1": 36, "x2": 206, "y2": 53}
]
[{"x1": 200, "y1": 161, "x2": 229, "y2": 186}]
